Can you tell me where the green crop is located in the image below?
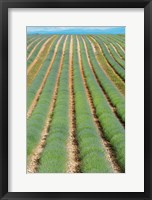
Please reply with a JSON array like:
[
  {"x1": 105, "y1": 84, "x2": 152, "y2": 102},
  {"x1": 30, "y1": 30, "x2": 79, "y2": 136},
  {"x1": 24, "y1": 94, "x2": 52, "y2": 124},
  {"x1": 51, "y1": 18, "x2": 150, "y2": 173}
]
[
  {"x1": 92, "y1": 35, "x2": 125, "y2": 81},
  {"x1": 27, "y1": 36, "x2": 51, "y2": 67},
  {"x1": 27, "y1": 35, "x2": 58, "y2": 87},
  {"x1": 83, "y1": 36, "x2": 125, "y2": 122},
  {"x1": 27, "y1": 36, "x2": 45, "y2": 57},
  {"x1": 27, "y1": 36, "x2": 64, "y2": 110},
  {"x1": 107, "y1": 35, "x2": 125, "y2": 50},
  {"x1": 38, "y1": 36, "x2": 71, "y2": 173},
  {"x1": 113, "y1": 34, "x2": 125, "y2": 43},
  {"x1": 88, "y1": 36, "x2": 125, "y2": 95},
  {"x1": 101, "y1": 35, "x2": 125, "y2": 60},
  {"x1": 77, "y1": 35, "x2": 125, "y2": 171},
  {"x1": 27, "y1": 34, "x2": 125, "y2": 173},
  {"x1": 27, "y1": 36, "x2": 67, "y2": 159},
  {"x1": 98, "y1": 35, "x2": 125, "y2": 68},
  {"x1": 73, "y1": 35, "x2": 112, "y2": 173},
  {"x1": 27, "y1": 35, "x2": 38, "y2": 46}
]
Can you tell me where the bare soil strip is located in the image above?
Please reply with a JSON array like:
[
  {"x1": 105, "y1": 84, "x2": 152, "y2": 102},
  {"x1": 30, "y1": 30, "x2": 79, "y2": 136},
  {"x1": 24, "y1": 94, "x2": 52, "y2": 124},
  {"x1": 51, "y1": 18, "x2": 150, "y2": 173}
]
[
  {"x1": 76, "y1": 36, "x2": 121, "y2": 173},
  {"x1": 66, "y1": 36, "x2": 80, "y2": 173},
  {"x1": 27, "y1": 37, "x2": 40, "y2": 50},
  {"x1": 89, "y1": 36, "x2": 125, "y2": 95},
  {"x1": 82, "y1": 37, "x2": 125, "y2": 127},
  {"x1": 27, "y1": 36, "x2": 63, "y2": 119},
  {"x1": 27, "y1": 37, "x2": 47, "y2": 60},
  {"x1": 27, "y1": 36, "x2": 68, "y2": 173},
  {"x1": 27, "y1": 36, "x2": 55, "y2": 75}
]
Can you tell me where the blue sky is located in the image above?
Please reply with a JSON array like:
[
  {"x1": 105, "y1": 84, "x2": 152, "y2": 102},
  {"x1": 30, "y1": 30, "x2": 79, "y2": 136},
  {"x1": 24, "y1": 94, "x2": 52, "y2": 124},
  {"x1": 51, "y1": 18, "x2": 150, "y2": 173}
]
[{"x1": 27, "y1": 26, "x2": 125, "y2": 35}]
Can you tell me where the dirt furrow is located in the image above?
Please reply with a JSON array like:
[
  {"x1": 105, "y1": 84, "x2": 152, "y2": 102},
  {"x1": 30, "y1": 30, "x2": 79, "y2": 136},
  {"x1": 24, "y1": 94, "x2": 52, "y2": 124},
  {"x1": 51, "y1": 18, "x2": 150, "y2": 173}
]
[
  {"x1": 66, "y1": 36, "x2": 80, "y2": 173},
  {"x1": 27, "y1": 36, "x2": 56, "y2": 75},
  {"x1": 27, "y1": 36, "x2": 64, "y2": 119},
  {"x1": 88, "y1": 36, "x2": 125, "y2": 95},
  {"x1": 82, "y1": 37, "x2": 125, "y2": 127},
  {"x1": 27, "y1": 37, "x2": 47, "y2": 60},
  {"x1": 76, "y1": 36, "x2": 122, "y2": 173},
  {"x1": 27, "y1": 36, "x2": 68, "y2": 173}
]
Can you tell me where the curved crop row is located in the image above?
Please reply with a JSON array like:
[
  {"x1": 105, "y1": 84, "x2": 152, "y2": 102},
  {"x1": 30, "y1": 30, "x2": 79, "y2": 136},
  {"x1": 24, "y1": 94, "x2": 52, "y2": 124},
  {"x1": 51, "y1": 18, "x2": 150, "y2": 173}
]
[
  {"x1": 73, "y1": 35, "x2": 112, "y2": 173},
  {"x1": 27, "y1": 35, "x2": 38, "y2": 46},
  {"x1": 27, "y1": 36, "x2": 65, "y2": 111},
  {"x1": 27, "y1": 37, "x2": 49, "y2": 61},
  {"x1": 77, "y1": 36, "x2": 125, "y2": 170},
  {"x1": 110, "y1": 41, "x2": 125, "y2": 60},
  {"x1": 114, "y1": 35, "x2": 125, "y2": 43},
  {"x1": 38, "y1": 37, "x2": 71, "y2": 173},
  {"x1": 100, "y1": 35, "x2": 125, "y2": 60},
  {"x1": 27, "y1": 35, "x2": 58, "y2": 87},
  {"x1": 92, "y1": 36, "x2": 125, "y2": 81},
  {"x1": 88, "y1": 36, "x2": 125, "y2": 95},
  {"x1": 109, "y1": 35, "x2": 125, "y2": 44},
  {"x1": 27, "y1": 36, "x2": 43, "y2": 51},
  {"x1": 98, "y1": 35, "x2": 125, "y2": 68},
  {"x1": 82, "y1": 36, "x2": 125, "y2": 122},
  {"x1": 27, "y1": 36, "x2": 68, "y2": 159},
  {"x1": 27, "y1": 36, "x2": 52, "y2": 67},
  {"x1": 27, "y1": 36, "x2": 47, "y2": 58},
  {"x1": 107, "y1": 35, "x2": 125, "y2": 50}
]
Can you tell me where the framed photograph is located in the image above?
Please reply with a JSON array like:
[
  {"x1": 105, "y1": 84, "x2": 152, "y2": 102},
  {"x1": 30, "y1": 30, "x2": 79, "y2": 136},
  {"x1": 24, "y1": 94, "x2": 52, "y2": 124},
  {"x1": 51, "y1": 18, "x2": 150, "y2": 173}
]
[{"x1": 0, "y1": 0, "x2": 151, "y2": 199}]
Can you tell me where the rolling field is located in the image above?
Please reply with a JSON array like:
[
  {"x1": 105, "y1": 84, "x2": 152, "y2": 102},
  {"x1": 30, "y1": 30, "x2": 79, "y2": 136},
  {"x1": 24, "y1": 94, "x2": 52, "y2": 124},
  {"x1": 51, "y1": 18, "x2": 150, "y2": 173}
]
[{"x1": 27, "y1": 34, "x2": 125, "y2": 173}]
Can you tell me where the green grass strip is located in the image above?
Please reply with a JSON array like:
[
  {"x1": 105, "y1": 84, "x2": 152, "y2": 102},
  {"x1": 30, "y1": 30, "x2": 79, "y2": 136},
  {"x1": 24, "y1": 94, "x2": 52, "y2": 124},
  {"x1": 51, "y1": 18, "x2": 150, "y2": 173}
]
[
  {"x1": 88, "y1": 36, "x2": 125, "y2": 95},
  {"x1": 110, "y1": 41, "x2": 125, "y2": 60},
  {"x1": 107, "y1": 35, "x2": 125, "y2": 50},
  {"x1": 99, "y1": 35, "x2": 125, "y2": 68},
  {"x1": 27, "y1": 35, "x2": 58, "y2": 87},
  {"x1": 27, "y1": 36, "x2": 65, "y2": 111},
  {"x1": 101, "y1": 34, "x2": 125, "y2": 59},
  {"x1": 27, "y1": 36, "x2": 67, "y2": 159},
  {"x1": 77, "y1": 36, "x2": 125, "y2": 171},
  {"x1": 27, "y1": 36, "x2": 46, "y2": 57},
  {"x1": 113, "y1": 35, "x2": 125, "y2": 43},
  {"x1": 27, "y1": 36, "x2": 51, "y2": 67},
  {"x1": 27, "y1": 35, "x2": 38, "y2": 46},
  {"x1": 38, "y1": 37, "x2": 71, "y2": 173},
  {"x1": 73, "y1": 36, "x2": 112, "y2": 173},
  {"x1": 100, "y1": 35, "x2": 125, "y2": 60},
  {"x1": 92, "y1": 36, "x2": 125, "y2": 81},
  {"x1": 83, "y1": 36, "x2": 125, "y2": 122},
  {"x1": 109, "y1": 35, "x2": 125, "y2": 44}
]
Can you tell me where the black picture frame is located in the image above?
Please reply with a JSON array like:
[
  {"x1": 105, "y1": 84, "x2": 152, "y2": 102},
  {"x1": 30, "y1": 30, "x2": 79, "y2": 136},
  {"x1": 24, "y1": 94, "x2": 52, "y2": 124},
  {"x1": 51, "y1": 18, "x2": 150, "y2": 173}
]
[{"x1": 0, "y1": 0, "x2": 151, "y2": 199}]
